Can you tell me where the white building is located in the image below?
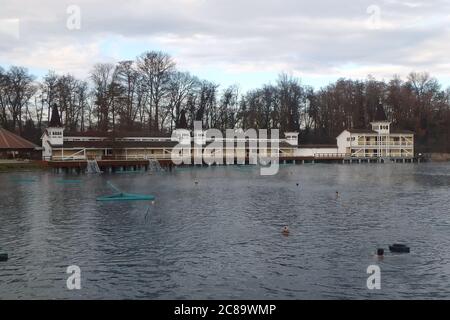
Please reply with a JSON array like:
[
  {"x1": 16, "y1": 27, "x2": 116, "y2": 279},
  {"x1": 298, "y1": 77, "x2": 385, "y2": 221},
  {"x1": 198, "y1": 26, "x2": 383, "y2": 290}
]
[
  {"x1": 42, "y1": 104, "x2": 414, "y2": 162},
  {"x1": 42, "y1": 104, "x2": 64, "y2": 160},
  {"x1": 42, "y1": 105, "x2": 299, "y2": 162},
  {"x1": 336, "y1": 107, "x2": 414, "y2": 159}
]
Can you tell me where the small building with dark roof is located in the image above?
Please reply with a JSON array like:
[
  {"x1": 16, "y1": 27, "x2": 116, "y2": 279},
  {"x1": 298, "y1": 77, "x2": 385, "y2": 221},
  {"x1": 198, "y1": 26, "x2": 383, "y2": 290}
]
[{"x1": 0, "y1": 127, "x2": 39, "y2": 159}]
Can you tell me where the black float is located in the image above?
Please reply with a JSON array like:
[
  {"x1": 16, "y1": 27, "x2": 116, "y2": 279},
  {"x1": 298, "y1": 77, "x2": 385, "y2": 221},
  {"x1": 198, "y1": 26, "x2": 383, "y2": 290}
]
[
  {"x1": 0, "y1": 253, "x2": 8, "y2": 262},
  {"x1": 389, "y1": 244, "x2": 410, "y2": 253}
]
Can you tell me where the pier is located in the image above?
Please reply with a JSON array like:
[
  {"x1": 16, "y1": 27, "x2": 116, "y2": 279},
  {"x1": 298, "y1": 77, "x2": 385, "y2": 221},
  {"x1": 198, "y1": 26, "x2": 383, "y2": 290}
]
[
  {"x1": 46, "y1": 154, "x2": 422, "y2": 173},
  {"x1": 47, "y1": 159, "x2": 173, "y2": 174}
]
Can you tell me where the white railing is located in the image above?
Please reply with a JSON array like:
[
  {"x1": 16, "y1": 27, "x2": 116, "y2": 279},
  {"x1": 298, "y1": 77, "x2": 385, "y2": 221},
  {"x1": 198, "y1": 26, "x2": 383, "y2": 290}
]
[
  {"x1": 52, "y1": 149, "x2": 87, "y2": 161},
  {"x1": 355, "y1": 143, "x2": 413, "y2": 147},
  {"x1": 51, "y1": 156, "x2": 87, "y2": 161},
  {"x1": 103, "y1": 154, "x2": 173, "y2": 160},
  {"x1": 315, "y1": 153, "x2": 348, "y2": 158}
]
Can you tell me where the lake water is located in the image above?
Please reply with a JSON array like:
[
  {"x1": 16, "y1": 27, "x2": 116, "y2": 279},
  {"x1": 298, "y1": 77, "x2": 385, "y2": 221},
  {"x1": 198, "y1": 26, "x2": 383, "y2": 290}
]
[{"x1": 1, "y1": 163, "x2": 449, "y2": 299}]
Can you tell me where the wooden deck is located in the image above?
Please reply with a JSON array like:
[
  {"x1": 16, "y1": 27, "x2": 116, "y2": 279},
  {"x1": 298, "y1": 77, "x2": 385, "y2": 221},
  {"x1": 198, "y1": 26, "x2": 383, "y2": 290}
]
[
  {"x1": 46, "y1": 155, "x2": 420, "y2": 172},
  {"x1": 48, "y1": 159, "x2": 152, "y2": 169}
]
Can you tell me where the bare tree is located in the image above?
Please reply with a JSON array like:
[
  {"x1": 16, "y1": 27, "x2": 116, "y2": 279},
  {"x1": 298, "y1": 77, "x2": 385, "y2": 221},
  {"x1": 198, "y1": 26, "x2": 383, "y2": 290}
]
[
  {"x1": 41, "y1": 71, "x2": 59, "y2": 123},
  {"x1": 0, "y1": 66, "x2": 36, "y2": 132},
  {"x1": 137, "y1": 51, "x2": 175, "y2": 132},
  {"x1": 90, "y1": 63, "x2": 121, "y2": 132},
  {"x1": 166, "y1": 71, "x2": 199, "y2": 131}
]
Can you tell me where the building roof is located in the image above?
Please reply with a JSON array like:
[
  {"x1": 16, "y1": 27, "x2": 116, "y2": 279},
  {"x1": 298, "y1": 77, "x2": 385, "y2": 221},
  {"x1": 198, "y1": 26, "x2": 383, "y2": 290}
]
[
  {"x1": 298, "y1": 144, "x2": 338, "y2": 149},
  {"x1": 347, "y1": 129, "x2": 377, "y2": 134},
  {"x1": 65, "y1": 131, "x2": 173, "y2": 138},
  {"x1": 346, "y1": 128, "x2": 414, "y2": 135},
  {"x1": 390, "y1": 129, "x2": 415, "y2": 134},
  {"x1": 374, "y1": 104, "x2": 388, "y2": 122},
  {"x1": 0, "y1": 128, "x2": 38, "y2": 150},
  {"x1": 59, "y1": 140, "x2": 179, "y2": 149},
  {"x1": 48, "y1": 104, "x2": 62, "y2": 127},
  {"x1": 54, "y1": 140, "x2": 295, "y2": 149}
]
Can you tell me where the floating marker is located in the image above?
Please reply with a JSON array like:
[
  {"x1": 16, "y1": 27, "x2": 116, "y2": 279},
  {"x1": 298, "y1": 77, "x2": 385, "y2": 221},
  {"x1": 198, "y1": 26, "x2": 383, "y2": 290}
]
[
  {"x1": 389, "y1": 244, "x2": 410, "y2": 253},
  {"x1": 0, "y1": 253, "x2": 8, "y2": 262}
]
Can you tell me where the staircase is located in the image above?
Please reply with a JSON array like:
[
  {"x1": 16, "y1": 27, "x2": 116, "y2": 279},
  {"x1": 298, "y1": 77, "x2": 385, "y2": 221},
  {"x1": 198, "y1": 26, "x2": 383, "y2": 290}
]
[
  {"x1": 86, "y1": 159, "x2": 101, "y2": 174},
  {"x1": 148, "y1": 158, "x2": 163, "y2": 173}
]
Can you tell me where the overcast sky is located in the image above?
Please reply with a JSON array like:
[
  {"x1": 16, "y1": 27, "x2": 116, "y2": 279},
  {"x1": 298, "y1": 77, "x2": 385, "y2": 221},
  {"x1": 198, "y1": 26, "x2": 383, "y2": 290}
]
[{"x1": 1, "y1": 0, "x2": 449, "y2": 91}]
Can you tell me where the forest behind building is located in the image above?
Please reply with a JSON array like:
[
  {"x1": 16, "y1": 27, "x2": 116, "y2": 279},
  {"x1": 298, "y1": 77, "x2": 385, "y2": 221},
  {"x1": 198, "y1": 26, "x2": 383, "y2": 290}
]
[{"x1": 1, "y1": 50, "x2": 449, "y2": 153}]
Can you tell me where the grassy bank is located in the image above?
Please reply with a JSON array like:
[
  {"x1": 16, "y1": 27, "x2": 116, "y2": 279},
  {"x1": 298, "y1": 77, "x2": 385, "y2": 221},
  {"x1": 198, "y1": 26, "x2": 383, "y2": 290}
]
[
  {"x1": 0, "y1": 161, "x2": 46, "y2": 173},
  {"x1": 427, "y1": 153, "x2": 450, "y2": 162}
]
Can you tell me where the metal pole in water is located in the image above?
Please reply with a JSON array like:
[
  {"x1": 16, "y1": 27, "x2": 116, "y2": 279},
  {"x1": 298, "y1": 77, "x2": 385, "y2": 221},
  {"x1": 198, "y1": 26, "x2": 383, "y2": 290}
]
[{"x1": 107, "y1": 181, "x2": 122, "y2": 194}]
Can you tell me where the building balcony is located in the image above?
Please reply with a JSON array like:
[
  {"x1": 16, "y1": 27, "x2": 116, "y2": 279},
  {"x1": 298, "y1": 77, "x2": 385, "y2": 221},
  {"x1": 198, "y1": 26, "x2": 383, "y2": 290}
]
[{"x1": 354, "y1": 142, "x2": 413, "y2": 147}]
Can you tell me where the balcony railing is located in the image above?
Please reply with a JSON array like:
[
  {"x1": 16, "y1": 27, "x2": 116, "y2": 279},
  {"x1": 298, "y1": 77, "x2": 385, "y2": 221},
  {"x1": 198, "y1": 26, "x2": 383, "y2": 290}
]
[
  {"x1": 315, "y1": 153, "x2": 348, "y2": 159},
  {"x1": 51, "y1": 155, "x2": 88, "y2": 161},
  {"x1": 355, "y1": 142, "x2": 413, "y2": 147}
]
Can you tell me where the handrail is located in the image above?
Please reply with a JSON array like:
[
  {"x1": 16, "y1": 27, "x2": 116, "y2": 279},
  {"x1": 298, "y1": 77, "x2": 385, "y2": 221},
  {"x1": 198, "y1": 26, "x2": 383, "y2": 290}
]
[
  {"x1": 355, "y1": 143, "x2": 413, "y2": 147},
  {"x1": 315, "y1": 153, "x2": 348, "y2": 158}
]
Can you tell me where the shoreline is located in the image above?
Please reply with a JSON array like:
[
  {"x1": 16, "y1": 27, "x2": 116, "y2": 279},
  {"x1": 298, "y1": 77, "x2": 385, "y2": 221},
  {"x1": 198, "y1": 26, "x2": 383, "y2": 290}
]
[
  {"x1": 0, "y1": 161, "x2": 46, "y2": 173},
  {"x1": 428, "y1": 153, "x2": 450, "y2": 162},
  {"x1": 0, "y1": 158, "x2": 448, "y2": 174}
]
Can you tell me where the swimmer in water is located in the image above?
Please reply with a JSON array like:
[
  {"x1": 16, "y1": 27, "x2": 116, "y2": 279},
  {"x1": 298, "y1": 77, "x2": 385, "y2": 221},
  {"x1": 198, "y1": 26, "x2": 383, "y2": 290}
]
[
  {"x1": 335, "y1": 191, "x2": 339, "y2": 199},
  {"x1": 282, "y1": 226, "x2": 290, "y2": 236},
  {"x1": 375, "y1": 248, "x2": 385, "y2": 260}
]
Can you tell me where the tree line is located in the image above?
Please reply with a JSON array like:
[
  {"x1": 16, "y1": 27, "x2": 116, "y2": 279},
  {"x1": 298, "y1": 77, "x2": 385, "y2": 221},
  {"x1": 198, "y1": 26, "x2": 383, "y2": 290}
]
[{"x1": 1, "y1": 50, "x2": 449, "y2": 152}]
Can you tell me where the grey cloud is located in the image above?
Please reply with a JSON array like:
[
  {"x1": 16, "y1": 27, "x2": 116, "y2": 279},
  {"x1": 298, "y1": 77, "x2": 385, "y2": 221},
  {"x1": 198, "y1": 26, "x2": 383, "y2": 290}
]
[{"x1": 0, "y1": 0, "x2": 449, "y2": 83}]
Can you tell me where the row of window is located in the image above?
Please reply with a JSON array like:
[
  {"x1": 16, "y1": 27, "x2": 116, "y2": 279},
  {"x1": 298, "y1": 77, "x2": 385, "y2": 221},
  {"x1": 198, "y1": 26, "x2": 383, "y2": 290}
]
[{"x1": 347, "y1": 137, "x2": 403, "y2": 142}]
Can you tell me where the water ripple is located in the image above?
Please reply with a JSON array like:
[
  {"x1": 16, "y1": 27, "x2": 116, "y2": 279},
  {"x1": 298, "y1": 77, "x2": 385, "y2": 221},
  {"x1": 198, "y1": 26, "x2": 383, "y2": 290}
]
[{"x1": 0, "y1": 163, "x2": 449, "y2": 299}]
